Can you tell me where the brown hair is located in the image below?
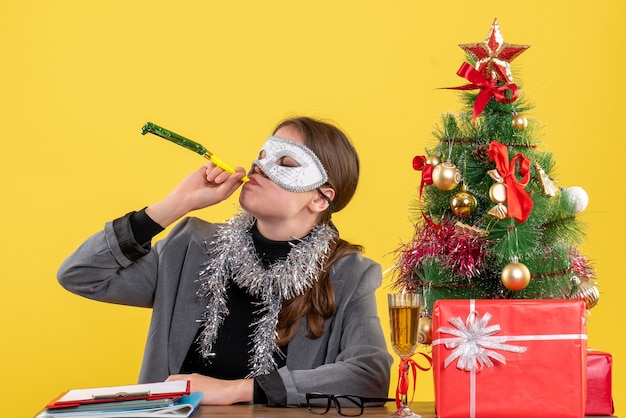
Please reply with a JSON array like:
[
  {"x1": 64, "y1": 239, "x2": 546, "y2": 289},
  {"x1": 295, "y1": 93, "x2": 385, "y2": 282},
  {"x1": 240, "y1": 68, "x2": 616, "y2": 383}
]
[{"x1": 274, "y1": 116, "x2": 363, "y2": 344}]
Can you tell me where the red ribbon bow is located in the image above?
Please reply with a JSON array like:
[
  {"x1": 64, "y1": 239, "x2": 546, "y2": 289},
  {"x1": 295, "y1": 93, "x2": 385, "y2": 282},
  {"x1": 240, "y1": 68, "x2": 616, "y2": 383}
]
[
  {"x1": 395, "y1": 352, "x2": 433, "y2": 409},
  {"x1": 412, "y1": 155, "x2": 433, "y2": 197},
  {"x1": 488, "y1": 141, "x2": 533, "y2": 223},
  {"x1": 447, "y1": 62, "x2": 519, "y2": 121},
  {"x1": 421, "y1": 210, "x2": 443, "y2": 231}
]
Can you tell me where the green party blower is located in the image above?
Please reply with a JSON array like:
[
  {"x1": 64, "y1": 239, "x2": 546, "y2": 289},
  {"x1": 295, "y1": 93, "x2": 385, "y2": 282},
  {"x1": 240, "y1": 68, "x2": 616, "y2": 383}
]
[{"x1": 141, "y1": 122, "x2": 250, "y2": 182}]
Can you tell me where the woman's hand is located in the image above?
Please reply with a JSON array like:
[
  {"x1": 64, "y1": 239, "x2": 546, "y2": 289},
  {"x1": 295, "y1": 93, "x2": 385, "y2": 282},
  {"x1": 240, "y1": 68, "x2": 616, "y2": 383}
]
[
  {"x1": 146, "y1": 163, "x2": 247, "y2": 228},
  {"x1": 166, "y1": 373, "x2": 253, "y2": 405}
]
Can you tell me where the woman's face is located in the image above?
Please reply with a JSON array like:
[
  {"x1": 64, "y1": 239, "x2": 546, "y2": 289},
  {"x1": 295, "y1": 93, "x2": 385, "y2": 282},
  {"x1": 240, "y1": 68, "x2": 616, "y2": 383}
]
[{"x1": 239, "y1": 125, "x2": 321, "y2": 233}]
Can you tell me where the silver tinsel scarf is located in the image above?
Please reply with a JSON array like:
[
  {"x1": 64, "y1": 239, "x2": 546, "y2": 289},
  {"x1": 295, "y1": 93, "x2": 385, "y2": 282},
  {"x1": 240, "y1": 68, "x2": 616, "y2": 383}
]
[{"x1": 196, "y1": 211, "x2": 337, "y2": 377}]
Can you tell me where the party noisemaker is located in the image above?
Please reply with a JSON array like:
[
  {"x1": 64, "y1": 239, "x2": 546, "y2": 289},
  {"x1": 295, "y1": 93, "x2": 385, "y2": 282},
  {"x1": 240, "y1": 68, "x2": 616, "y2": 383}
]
[{"x1": 141, "y1": 122, "x2": 250, "y2": 182}]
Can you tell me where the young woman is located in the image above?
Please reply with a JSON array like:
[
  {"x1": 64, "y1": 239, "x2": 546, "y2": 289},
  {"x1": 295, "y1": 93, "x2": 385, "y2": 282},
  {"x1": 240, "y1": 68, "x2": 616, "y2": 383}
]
[{"x1": 58, "y1": 116, "x2": 392, "y2": 407}]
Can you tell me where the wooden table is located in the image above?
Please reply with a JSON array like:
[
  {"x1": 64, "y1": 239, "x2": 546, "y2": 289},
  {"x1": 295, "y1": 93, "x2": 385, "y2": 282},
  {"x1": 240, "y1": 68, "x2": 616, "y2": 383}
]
[
  {"x1": 194, "y1": 402, "x2": 434, "y2": 417},
  {"x1": 192, "y1": 402, "x2": 616, "y2": 417},
  {"x1": 35, "y1": 402, "x2": 616, "y2": 417}
]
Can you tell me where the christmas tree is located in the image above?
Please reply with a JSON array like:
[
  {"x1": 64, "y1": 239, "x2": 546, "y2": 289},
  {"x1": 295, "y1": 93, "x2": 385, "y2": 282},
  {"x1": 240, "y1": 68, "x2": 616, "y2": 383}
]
[{"x1": 392, "y1": 19, "x2": 598, "y2": 343}]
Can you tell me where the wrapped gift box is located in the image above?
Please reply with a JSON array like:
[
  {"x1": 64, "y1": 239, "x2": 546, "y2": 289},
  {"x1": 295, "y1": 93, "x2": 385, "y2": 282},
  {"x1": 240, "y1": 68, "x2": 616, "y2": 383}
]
[
  {"x1": 432, "y1": 299, "x2": 587, "y2": 418},
  {"x1": 586, "y1": 349, "x2": 614, "y2": 416}
]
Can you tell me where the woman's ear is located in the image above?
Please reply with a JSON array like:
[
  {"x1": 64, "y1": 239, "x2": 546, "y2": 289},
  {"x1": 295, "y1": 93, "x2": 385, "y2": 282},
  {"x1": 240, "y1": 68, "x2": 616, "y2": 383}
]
[{"x1": 310, "y1": 187, "x2": 335, "y2": 213}]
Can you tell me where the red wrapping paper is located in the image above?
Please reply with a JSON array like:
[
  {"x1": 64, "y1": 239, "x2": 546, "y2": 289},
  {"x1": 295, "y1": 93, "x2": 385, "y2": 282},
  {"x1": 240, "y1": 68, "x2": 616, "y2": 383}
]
[
  {"x1": 586, "y1": 349, "x2": 614, "y2": 416},
  {"x1": 432, "y1": 299, "x2": 587, "y2": 418}
]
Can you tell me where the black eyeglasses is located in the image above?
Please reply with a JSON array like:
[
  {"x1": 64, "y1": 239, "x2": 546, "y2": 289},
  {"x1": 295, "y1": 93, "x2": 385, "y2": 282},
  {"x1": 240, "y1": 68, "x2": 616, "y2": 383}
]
[{"x1": 305, "y1": 393, "x2": 395, "y2": 417}]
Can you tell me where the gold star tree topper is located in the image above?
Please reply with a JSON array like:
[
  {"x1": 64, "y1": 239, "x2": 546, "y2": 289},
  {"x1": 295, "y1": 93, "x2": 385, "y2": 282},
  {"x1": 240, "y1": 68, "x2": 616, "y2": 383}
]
[{"x1": 459, "y1": 19, "x2": 530, "y2": 84}]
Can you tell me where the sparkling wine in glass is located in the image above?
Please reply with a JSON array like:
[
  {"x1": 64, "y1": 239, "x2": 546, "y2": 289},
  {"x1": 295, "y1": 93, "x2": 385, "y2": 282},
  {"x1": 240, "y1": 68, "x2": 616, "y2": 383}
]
[{"x1": 388, "y1": 293, "x2": 421, "y2": 418}]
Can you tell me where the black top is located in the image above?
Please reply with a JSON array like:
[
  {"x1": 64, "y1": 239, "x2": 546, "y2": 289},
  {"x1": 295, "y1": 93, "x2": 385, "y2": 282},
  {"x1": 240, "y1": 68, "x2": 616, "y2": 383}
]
[
  {"x1": 179, "y1": 223, "x2": 293, "y2": 379},
  {"x1": 129, "y1": 209, "x2": 296, "y2": 404}
]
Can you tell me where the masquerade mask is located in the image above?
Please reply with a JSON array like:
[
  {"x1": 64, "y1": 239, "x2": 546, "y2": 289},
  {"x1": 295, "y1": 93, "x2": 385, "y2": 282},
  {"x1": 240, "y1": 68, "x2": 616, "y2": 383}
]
[{"x1": 253, "y1": 136, "x2": 328, "y2": 192}]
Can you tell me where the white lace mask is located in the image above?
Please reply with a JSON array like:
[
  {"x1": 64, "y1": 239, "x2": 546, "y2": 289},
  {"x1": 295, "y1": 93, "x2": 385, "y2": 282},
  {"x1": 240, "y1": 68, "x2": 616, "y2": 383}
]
[{"x1": 252, "y1": 136, "x2": 328, "y2": 192}]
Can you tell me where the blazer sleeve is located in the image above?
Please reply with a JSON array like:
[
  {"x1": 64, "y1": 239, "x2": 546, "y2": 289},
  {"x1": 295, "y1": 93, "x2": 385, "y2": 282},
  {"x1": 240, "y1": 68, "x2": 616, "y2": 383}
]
[{"x1": 57, "y1": 214, "x2": 208, "y2": 308}]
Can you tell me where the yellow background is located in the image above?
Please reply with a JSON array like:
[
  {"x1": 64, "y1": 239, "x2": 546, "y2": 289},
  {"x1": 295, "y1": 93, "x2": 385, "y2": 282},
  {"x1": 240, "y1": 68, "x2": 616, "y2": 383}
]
[{"x1": 2, "y1": 1, "x2": 624, "y2": 416}]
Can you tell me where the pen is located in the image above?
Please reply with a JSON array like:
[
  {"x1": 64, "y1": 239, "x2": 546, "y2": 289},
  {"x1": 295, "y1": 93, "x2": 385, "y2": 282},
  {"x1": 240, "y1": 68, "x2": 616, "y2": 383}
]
[{"x1": 141, "y1": 122, "x2": 250, "y2": 182}]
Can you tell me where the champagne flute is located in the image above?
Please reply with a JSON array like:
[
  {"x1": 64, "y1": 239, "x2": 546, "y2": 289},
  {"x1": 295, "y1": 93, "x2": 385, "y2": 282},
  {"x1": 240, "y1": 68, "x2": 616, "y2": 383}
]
[{"x1": 388, "y1": 293, "x2": 421, "y2": 418}]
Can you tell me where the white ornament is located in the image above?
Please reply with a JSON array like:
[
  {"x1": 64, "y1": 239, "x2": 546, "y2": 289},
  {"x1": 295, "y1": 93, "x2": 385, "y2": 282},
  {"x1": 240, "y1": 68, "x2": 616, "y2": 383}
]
[{"x1": 563, "y1": 186, "x2": 589, "y2": 213}]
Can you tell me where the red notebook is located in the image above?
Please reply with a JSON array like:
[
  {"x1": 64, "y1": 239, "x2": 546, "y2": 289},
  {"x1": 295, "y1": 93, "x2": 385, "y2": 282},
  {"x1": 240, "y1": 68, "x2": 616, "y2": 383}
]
[{"x1": 45, "y1": 380, "x2": 190, "y2": 409}]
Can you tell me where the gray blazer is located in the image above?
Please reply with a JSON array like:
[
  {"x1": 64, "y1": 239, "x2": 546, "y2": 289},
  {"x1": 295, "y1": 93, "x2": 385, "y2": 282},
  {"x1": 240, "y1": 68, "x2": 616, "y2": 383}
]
[{"x1": 58, "y1": 216, "x2": 392, "y2": 406}]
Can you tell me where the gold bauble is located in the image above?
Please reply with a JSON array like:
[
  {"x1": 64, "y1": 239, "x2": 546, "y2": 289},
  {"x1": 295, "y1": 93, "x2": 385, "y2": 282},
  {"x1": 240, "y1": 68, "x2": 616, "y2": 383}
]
[
  {"x1": 450, "y1": 185, "x2": 478, "y2": 218},
  {"x1": 577, "y1": 281, "x2": 600, "y2": 309},
  {"x1": 417, "y1": 316, "x2": 433, "y2": 345},
  {"x1": 512, "y1": 114, "x2": 528, "y2": 130},
  {"x1": 501, "y1": 261, "x2": 531, "y2": 291},
  {"x1": 432, "y1": 161, "x2": 461, "y2": 191},
  {"x1": 426, "y1": 155, "x2": 442, "y2": 167},
  {"x1": 489, "y1": 182, "x2": 507, "y2": 204}
]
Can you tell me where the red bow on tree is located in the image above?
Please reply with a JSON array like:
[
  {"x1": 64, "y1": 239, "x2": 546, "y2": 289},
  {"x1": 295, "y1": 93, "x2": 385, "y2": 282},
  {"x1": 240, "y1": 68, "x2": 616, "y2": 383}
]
[
  {"x1": 488, "y1": 141, "x2": 533, "y2": 223},
  {"x1": 412, "y1": 155, "x2": 434, "y2": 197},
  {"x1": 446, "y1": 62, "x2": 519, "y2": 121}
]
